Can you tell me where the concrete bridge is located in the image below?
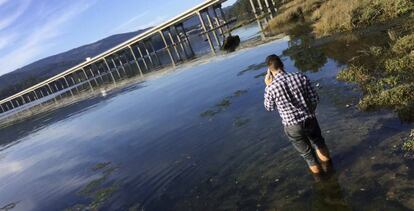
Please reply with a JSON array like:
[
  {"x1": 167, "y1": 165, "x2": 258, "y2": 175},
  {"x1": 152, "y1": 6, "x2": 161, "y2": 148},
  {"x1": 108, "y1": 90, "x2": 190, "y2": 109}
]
[{"x1": 0, "y1": 0, "x2": 278, "y2": 115}]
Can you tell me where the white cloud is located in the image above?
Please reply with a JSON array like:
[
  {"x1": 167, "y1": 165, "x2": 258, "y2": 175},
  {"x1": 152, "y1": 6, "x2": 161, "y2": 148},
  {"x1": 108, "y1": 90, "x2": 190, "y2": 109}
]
[
  {"x1": 0, "y1": 32, "x2": 16, "y2": 50},
  {"x1": 110, "y1": 11, "x2": 150, "y2": 34},
  {"x1": 0, "y1": 0, "x2": 98, "y2": 76},
  {"x1": 0, "y1": 0, "x2": 31, "y2": 31}
]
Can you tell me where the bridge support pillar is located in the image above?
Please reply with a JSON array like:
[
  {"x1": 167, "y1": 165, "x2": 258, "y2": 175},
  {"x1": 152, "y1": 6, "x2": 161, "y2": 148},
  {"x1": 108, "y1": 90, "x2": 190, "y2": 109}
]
[
  {"x1": 206, "y1": 9, "x2": 221, "y2": 48},
  {"x1": 110, "y1": 58, "x2": 122, "y2": 78},
  {"x1": 212, "y1": 7, "x2": 224, "y2": 37},
  {"x1": 264, "y1": 0, "x2": 274, "y2": 19},
  {"x1": 197, "y1": 11, "x2": 215, "y2": 54},
  {"x1": 21, "y1": 96, "x2": 26, "y2": 105},
  {"x1": 128, "y1": 45, "x2": 144, "y2": 76},
  {"x1": 94, "y1": 64, "x2": 105, "y2": 82},
  {"x1": 33, "y1": 90, "x2": 39, "y2": 100},
  {"x1": 47, "y1": 84, "x2": 58, "y2": 103},
  {"x1": 82, "y1": 68, "x2": 94, "y2": 90},
  {"x1": 116, "y1": 56, "x2": 128, "y2": 75},
  {"x1": 179, "y1": 24, "x2": 195, "y2": 57},
  {"x1": 70, "y1": 76, "x2": 80, "y2": 93},
  {"x1": 148, "y1": 39, "x2": 161, "y2": 66},
  {"x1": 39, "y1": 89, "x2": 45, "y2": 98},
  {"x1": 257, "y1": 0, "x2": 269, "y2": 24},
  {"x1": 103, "y1": 59, "x2": 117, "y2": 83},
  {"x1": 218, "y1": 5, "x2": 231, "y2": 36},
  {"x1": 250, "y1": 0, "x2": 265, "y2": 39},
  {"x1": 159, "y1": 31, "x2": 176, "y2": 67},
  {"x1": 63, "y1": 77, "x2": 74, "y2": 96},
  {"x1": 88, "y1": 68, "x2": 98, "y2": 86},
  {"x1": 47, "y1": 84, "x2": 53, "y2": 95},
  {"x1": 142, "y1": 41, "x2": 154, "y2": 67},
  {"x1": 174, "y1": 26, "x2": 189, "y2": 59},
  {"x1": 53, "y1": 83, "x2": 59, "y2": 94},
  {"x1": 167, "y1": 28, "x2": 183, "y2": 62},
  {"x1": 121, "y1": 50, "x2": 133, "y2": 73},
  {"x1": 136, "y1": 44, "x2": 149, "y2": 71}
]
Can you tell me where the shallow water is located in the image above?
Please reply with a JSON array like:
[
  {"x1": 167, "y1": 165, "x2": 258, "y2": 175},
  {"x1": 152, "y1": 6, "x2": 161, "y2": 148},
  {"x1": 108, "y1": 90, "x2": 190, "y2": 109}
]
[{"x1": 0, "y1": 33, "x2": 413, "y2": 210}]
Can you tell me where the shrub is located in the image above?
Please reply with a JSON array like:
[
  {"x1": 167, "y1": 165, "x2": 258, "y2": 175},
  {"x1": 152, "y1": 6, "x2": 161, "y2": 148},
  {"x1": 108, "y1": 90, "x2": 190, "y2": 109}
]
[
  {"x1": 402, "y1": 129, "x2": 414, "y2": 152},
  {"x1": 267, "y1": 0, "x2": 325, "y2": 31},
  {"x1": 337, "y1": 65, "x2": 370, "y2": 83},
  {"x1": 392, "y1": 34, "x2": 414, "y2": 55},
  {"x1": 312, "y1": 0, "x2": 414, "y2": 36},
  {"x1": 384, "y1": 55, "x2": 414, "y2": 74}
]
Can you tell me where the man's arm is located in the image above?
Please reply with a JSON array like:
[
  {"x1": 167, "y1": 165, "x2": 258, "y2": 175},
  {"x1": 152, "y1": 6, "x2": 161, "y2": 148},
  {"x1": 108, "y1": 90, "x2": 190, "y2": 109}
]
[
  {"x1": 264, "y1": 84, "x2": 277, "y2": 111},
  {"x1": 304, "y1": 75, "x2": 319, "y2": 112}
]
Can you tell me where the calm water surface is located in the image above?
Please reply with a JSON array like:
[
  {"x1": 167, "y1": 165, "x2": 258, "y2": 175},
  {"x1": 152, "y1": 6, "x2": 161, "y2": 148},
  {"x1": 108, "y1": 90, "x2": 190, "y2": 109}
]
[{"x1": 0, "y1": 34, "x2": 413, "y2": 211}]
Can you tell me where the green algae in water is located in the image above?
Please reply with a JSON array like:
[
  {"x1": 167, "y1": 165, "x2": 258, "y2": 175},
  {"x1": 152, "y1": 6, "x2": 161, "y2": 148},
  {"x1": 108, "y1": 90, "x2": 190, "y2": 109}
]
[
  {"x1": 216, "y1": 98, "x2": 231, "y2": 108},
  {"x1": 67, "y1": 162, "x2": 118, "y2": 211},
  {"x1": 79, "y1": 177, "x2": 106, "y2": 196},
  {"x1": 92, "y1": 162, "x2": 111, "y2": 171},
  {"x1": 254, "y1": 72, "x2": 267, "y2": 79},
  {"x1": 238, "y1": 63, "x2": 267, "y2": 76},
  {"x1": 200, "y1": 90, "x2": 248, "y2": 118},
  {"x1": 233, "y1": 90, "x2": 248, "y2": 97},
  {"x1": 200, "y1": 109, "x2": 220, "y2": 118},
  {"x1": 233, "y1": 116, "x2": 251, "y2": 128}
]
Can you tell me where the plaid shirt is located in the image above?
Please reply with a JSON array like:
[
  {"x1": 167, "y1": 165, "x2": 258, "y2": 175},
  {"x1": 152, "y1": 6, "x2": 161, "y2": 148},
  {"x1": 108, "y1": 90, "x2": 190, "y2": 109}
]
[{"x1": 264, "y1": 72, "x2": 319, "y2": 126}]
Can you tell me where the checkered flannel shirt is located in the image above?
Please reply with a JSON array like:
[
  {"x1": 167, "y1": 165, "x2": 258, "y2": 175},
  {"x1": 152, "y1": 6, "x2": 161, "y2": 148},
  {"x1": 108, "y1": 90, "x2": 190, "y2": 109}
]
[{"x1": 264, "y1": 72, "x2": 319, "y2": 126}]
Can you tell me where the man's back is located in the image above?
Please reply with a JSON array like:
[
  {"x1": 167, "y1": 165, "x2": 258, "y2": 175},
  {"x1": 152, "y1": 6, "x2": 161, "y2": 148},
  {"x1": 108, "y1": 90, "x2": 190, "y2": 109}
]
[{"x1": 264, "y1": 72, "x2": 319, "y2": 126}]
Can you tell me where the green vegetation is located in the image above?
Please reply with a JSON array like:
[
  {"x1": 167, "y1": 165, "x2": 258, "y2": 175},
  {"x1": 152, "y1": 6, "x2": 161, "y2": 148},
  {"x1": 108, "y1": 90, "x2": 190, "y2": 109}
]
[
  {"x1": 228, "y1": 0, "x2": 256, "y2": 28},
  {"x1": 313, "y1": 0, "x2": 413, "y2": 36},
  {"x1": 200, "y1": 90, "x2": 248, "y2": 118},
  {"x1": 267, "y1": 0, "x2": 414, "y2": 37},
  {"x1": 268, "y1": 0, "x2": 324, "y2": 31},
  {"x1": 233, "y1": 116, "x2": 251, "y2": 127},
  {"x1": 402, "y1": 129, "x2": 414, "y2": 152},
  {"x1": 337, "y1": 34, "x2": 414, "y2": 121}
]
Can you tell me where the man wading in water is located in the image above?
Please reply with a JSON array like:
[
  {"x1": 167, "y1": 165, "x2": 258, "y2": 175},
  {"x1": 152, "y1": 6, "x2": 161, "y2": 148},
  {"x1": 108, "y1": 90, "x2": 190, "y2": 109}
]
[{"x1": 263, "y1": 55, "x2": 333, "y2": 179}]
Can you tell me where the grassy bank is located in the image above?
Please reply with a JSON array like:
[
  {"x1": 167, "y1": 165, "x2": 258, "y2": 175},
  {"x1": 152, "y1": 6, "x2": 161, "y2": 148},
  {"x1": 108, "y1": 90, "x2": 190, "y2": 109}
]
[
  {"x1": 336, "y1": 33, "x2": 414, "y2": 121},
  {"x1": 403, "y1": 129, "x2": 414, "y2": 152},
  {"x1": 268, "y1": 0, "x2": 414, "y2": 150},
  {"x1": 268, "y1": 0, "x2": 413, "y2": 36}
]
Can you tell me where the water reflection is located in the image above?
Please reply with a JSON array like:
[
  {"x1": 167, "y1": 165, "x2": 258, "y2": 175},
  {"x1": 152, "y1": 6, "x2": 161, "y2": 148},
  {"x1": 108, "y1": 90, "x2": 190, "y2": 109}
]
[
  {"x1": 283, "y1": 24, "x2": 328, "y2": 72},
  {"x1": 281, "y1": 23, "x2": 391, "y2": 74}
]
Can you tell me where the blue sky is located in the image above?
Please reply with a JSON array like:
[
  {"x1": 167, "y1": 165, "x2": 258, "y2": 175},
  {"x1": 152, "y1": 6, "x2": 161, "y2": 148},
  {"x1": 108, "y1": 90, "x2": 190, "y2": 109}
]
[{"x1": 0, "y1": 0, "x2": 236, "y2": 76}]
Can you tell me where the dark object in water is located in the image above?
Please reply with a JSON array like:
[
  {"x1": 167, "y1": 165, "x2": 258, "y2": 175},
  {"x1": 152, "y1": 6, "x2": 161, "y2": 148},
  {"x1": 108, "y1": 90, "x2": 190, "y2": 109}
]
[{"x1": 222, "y1": 35, "x2": 240, "y2": 52}]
